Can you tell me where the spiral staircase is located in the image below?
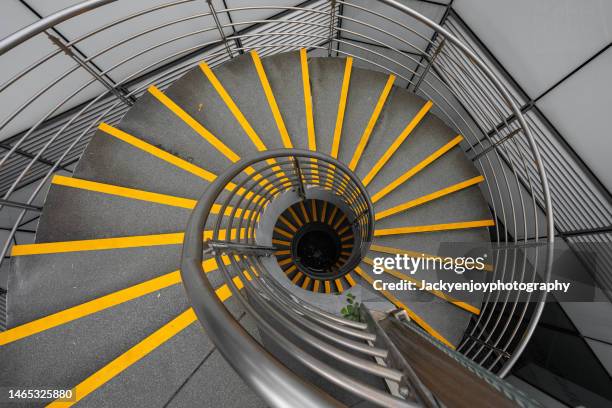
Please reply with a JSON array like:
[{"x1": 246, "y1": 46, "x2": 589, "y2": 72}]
[{"x1": 0, "y1": 1, "x2": 560, "y2": 407}]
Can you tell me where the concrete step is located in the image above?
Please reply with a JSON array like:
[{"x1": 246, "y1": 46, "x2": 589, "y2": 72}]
[
  {"x1": 260, "y1": 51, "x2": 309, "y2": 150},
  {"x1": 84, "y1": 312, "x2": 263, "y2": 408},
  {"x1": 0, "y1": 284, "x2": 192, "y2": 394},
  {"x1": 309, "y1": 57, "x2": 390, "y2": 165},
  {"x1": 73, "y1": 131, "x2": 209, "y2": 200},
  {"x1": 35, "y1": 183, "x2": 192, "y2": 242},
  {"x1": 8, "y1": 245, "x2": 184, "y2": 326}
]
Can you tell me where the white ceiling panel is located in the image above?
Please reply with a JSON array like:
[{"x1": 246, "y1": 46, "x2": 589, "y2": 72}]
[
  {"x1": 0, "y1": 0, "x2": 106, "y2": 141},
  {"x1": 453, "y1": 0, "x2": 612, "y2": 98},
  {"x1": 536, "y1": 47, "x2": 612, "y2": 193}
]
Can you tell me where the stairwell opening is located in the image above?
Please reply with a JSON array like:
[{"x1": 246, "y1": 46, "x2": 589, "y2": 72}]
[
  {"x1": 273, "y1": 198, "x2": 357, "y2": 294},
  {"x1": 294, "y1": 223, "x2": 340, "y2": 274}
]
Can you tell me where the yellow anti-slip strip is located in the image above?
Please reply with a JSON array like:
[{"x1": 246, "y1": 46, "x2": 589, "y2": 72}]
[
  {"x1": 299, "y1": 201, "x2": 310, "y2": 223},
  {"x1": 53, "y1": 175, "x2": 196, "y2": 209},
  {"x1": 331, "y1": 57, "x2": 353, "y2": 159},
  {"x1": 334, "y1": 278, "x2": 344, "y2": 293},
  {"x1": 375, "y1": 175, "x2": 485, "y2": 220},
  {"x1": 0, "y1": 272, "x2": 177, "y2": 346},
  {"x1": 321, "y1": 201, "x2": 327, "y2": 224},
  {"x1": 148, "y1": 85, "x2": 240, "y2": 163},
  {"x1": 375, "y1": 220, "x2": 495, "y2": 237},
  {"x1": 354, "y1": 266, "x2": 455, "y2": 349},
  {"x1": 199, "y1": 61, "x2": 291, "y2": 185},
  {"x1": 300, "y1": 48, "x2": 316, "y2": 151},
  {"x1": 251, "y1": 50, "x2": 293, "y2": 148},
  {"x1": 272, "y1": 238, "x2": 290, "y2": 247},
  {"x1": 292, "y1": 272, "x2": 304, "y2": 284},
  {"x1": 99, "y1": 123, "x2": 216, "y2": 182},
  {"x1": 278, "y1": 215, "x2": 297, "y2": 232},
  {"x1": 11, "y1": 230, "x2": 245, "y2": 256},
  {"x1": 370, "y1": 244, "x2": 493, "y2": 272},
  {"x1": 299, "y1": 48, "x2": 320, "y2": 181},
  {"x1": 0, "y1": 257, "x2": 229, "y2": 346},
  {"x1": 99, "y1": 123, "x2": 261, "y2": 200},
  {"x1": 362, "y1": 100, "x2": 433, "y2": 186},
  {"x1": 199, "y1": 62, "x2": 267, "y2": 151},
  {"x1": 51, "y1": 175, "x2": 250, "y2": 218},
  {"x1": 273, "y1": 227, "x2": 293, "y2": 239},
  {"x1": 349, "y1": 74, "x2": 395, "y2": 171},
  {"x1": 363, "y1": 257, "x2": 480, "y2": 315},
  {"x1": 327, "y1": 206, "x2": 338, "y2": 226},
  {"x1": 47, "y1": 274, "x2": 248, "y2": 407},
  {"x1": 301, "y1": 276, "x2": 311, "y2": 290},
  {"x1": 372, "y1": 135, "x2": 464, "y2": 203}
]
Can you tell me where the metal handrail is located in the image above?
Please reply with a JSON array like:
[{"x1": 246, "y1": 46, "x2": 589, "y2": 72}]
[
  {"x1": 0, "y1": 0, "x2": 555, "y2": 381},
  {"x1": 182, "y1": 149, "x2": 390, "y2": 407}
]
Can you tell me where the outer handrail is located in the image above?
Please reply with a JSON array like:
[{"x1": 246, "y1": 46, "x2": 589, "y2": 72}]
[{"x1": 0, "y1": 0, "x2": 118, "y2": 55}]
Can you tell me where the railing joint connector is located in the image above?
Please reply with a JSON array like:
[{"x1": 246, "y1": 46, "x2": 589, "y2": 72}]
[{"x1": 471, "y1": 128, "x2": 521, "y2": 162}]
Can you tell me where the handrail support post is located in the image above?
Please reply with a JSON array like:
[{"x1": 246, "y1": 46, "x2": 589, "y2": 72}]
[
  {"x1": 207, "y1": 0, "x2": 234, "y2": 59},
  {"x1": 204, "y1": 240, "x2": 276, "y2": 256},
  {"x1": 327, "y1": 0, "x2": 337, "y2": 57},
  {"x1": 293, "y1": 157, "x2": 307, "y2": 200},
  {"x1": 413, "y1": 38, "x2": 445, "y2": 93},
  {"x1": 46, "y1": 33, "x2": 135, "y2": 106}
]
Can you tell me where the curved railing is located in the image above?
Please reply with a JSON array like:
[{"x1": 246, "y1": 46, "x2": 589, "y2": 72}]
[
  {"x1": 181, "y1": 150, "x2": 410, "y2": 407},
  {"x1": 0, "y1": 0, "x2": 553, "y2": 379}
]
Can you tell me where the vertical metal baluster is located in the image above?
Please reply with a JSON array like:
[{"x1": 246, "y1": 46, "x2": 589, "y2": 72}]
[
  {"x1": 413, "y1": 38, "x2": 446, "y2": 93},
  {"x1": 207, "y1": 0, "x2": 233, "y2": 59},
  {"x1": 221, "y1": 0, "x2": 244, "y2": 54},
  {"x1": 46, "y1": 33, "x2": 134, "y2": 106},
  {"x1": 327, "y1": 0, "x2": 337, "y2": 57},
  {"x1": 293, "y1": 157, "x2": 306, "y2": 200}
]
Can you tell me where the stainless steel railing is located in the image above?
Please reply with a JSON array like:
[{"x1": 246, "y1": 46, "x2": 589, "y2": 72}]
[
  {"x1": 181, "y1": 149, "x2": 546, "y2": 406},
  {"x1": 0, "y1": 0, "x2": 554, "y2": 379},
  {"x1": 181, "y1": 149, "x2": 430, "y2": 407}
]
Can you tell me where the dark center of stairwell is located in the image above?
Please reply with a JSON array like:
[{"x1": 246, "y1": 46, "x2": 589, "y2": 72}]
[
  {"x1": 273, "y1": 199, "x2": 356, "y2": 291},
  {"x1": 293, "y1": 223, "x2": 341, "y2": 276}
]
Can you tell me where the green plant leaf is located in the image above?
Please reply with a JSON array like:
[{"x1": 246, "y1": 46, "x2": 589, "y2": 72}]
[
  {"x1": 341, "y1": 307, "x2": 348, "y2": 315},
  {"x1": 347, "y1": 298, "x2": 353, "y2": 304}
]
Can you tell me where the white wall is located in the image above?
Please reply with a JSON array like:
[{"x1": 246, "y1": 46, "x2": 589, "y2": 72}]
[{"x1": 453, "y1": 0, "x2": 612, "y2": 193}]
